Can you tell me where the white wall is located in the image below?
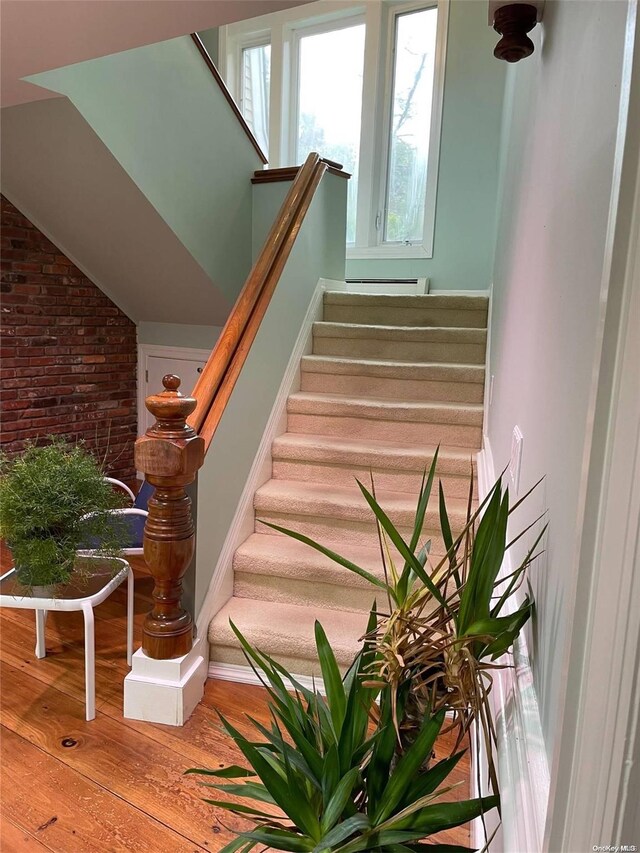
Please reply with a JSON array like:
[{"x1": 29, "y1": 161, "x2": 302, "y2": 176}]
[{"x1": 487, "y1": 0, "x2": 632, "y2": 781}]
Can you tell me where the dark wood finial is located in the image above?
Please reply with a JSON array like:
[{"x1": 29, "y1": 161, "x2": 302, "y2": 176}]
[
  {"x1": 493, "y1": 4, "x2": 537, "y2": 63},
  {"x1": 135, "y1": 374, "x2": 204, "y2": 660},
  {"x1": 145, "y1": 374, "x2": 198, "y2": 441}
]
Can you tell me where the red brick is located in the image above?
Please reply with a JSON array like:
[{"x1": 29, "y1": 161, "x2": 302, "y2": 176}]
[
  {"x1": 0, "y1": 195, "x2": 137, "y2": 480},
  {"x1": 12, "y1": 262, "x2": 42, "y2": 273}
]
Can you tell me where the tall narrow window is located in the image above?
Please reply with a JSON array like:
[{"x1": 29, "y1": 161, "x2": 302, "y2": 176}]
[
  {"x1": 296, "y1": 23, "x2": 365, "y2": 243},
  {"x1": 384, "y1": 7, "x2": 438, "y2": 244},
  {"x1": 241, "y1": 43, "x2": 271, "y2": 157}
]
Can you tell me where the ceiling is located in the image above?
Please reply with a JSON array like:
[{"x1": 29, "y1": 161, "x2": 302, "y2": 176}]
[{"x1": 1, "y1": 0, "x2": 311, "y2": 108}]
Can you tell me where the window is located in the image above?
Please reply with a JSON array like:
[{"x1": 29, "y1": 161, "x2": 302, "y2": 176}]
[
  {"x1": 240, "y1": 42, "x2": 271, "y2": 157},
  {"x1": 385, "y1": 7, "x2": 438, "y2": 244},
  {"x1": 296, "y1": 21, "x2": 365, "y2": 243},
  {"x1": 221, "y1": 1, "x2": 448, "y2": 258}
]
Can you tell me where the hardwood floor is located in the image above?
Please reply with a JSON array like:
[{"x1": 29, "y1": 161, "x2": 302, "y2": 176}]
[{"x1": 0, "y1": 553, "x2": 472, "y2": 852}]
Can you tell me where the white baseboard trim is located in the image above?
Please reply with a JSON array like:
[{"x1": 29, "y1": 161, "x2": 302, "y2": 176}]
[
  {"x1": 472, "y1": 436, "x2": 550, "y2": 853},
  {"x1": 429, "y1": 288, "x2": 491, "y2": 297},
  {"x1": 195, "y1": 278, "x2": 330, "y2": 642},
  {"x1": 209, "y1": 661, "x2": 326, "y2": 695},
  {"x1": 342, "y1": 277, "x2": 429, "y2": 295}
]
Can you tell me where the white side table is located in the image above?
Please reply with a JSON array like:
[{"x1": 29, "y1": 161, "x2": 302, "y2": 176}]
[{"x1": 0, "y1": 555, "x2": 133, "y2": 721}]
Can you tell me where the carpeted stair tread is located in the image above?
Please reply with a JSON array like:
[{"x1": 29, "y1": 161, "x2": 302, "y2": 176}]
[
  {"x1": 287, "y1": 391, "x2": 484, "y2": 425},
  {"x1": 323, "y1": 291, "x2": 489, "y2": 310},
  {"x1": 234, "y1": 532, "x2": 391, "y2": 585},
  {"x1": 313, "y1": 322, "x2": 487, "y2": 343},
  {"x1": 271, "y1": 432, "x2": 474, "y2": 473},
  {"x1": 254, "y1": 478, "x2": 470, "y2": 528},
  {"x1": 208, "y1": 596, "x2": 369, "y2": 670},
  {"x1": 323, "y1": 296, "x2": 488, "y2": 329},
  {"x1": 270, "y1": 434, "x2": 475, "y2": 497},
  {"x1": 300, "y1": 355, "x2": 485, "y2": 381}
]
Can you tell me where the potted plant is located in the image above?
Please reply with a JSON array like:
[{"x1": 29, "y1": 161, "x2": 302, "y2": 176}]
[
  {"x1": 0, "y1": 438, "x2": 125, "y2": 592},
  {"x1": 262, "y1": 450, "x2": 547, "y2": 795},
  {"x1": 188, "y1": 616, "x2": 499, "y2": 852}
]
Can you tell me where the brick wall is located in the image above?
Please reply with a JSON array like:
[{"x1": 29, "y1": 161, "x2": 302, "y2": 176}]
[{"x1": 0, "y1": 195, "x2": 137, "y2": 481}]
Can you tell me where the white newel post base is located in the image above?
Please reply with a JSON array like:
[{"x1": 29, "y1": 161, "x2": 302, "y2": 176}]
[{"x1": 123, "y1": 638, "x2": 207, "y2": 726}]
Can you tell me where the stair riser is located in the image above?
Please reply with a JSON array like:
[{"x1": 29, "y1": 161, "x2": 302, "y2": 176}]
[
  {"x1": 272, "y1": 437, "x2": 476, "y2": 476},
  {"x1": 234, "y1": 573, "x2": 386, "y2": 614},
  {"x1": 256, "y1": 512, "x2": 452, "y2": 553},
  {"x1": 287, "y1": 413, "x2": 482, "y2": 448},
  {"x1": 234, "y1": 573, "x2": 447, "y2": 618},
  {"x1": 301, "y1": 371, "x2": 484, "y2": 403},
  {"x1": 323, "y1": 305, "x2": 488, "y2": 328},
  {"x1": 255, "y1": 489, "x2": 467, "y2": 529},
  {"x1": 313, "y1": 337, "x2": 486, "y2": 364},
  {"x1": 233, "y1": 549, "x2": 386, "y2": 590},
  {"x1": 271, "y1": 460, "x2": 473, "y2": 498},
  {"x1": 209, "y1": 643, "x2": 333, "y2": 676}
]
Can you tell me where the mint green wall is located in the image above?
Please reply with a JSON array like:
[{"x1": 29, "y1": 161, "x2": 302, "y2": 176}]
[
  {"x1": 194, "y1": 173, "x2": 346, "y2": 618},
  {"x1": 252, "y1": 181, "x2": 291, "y2": 260},
  {"x1": 198, "y1": 28, "x2": 219, "y2": 66},
  {"x1": 346, "y1": 0, "x2": 505, "y2": 291},
  {"x1": 27, "y1": 36, "x2": 262, "y2": 310},
  {"x1": 138, "y1": 322, "x2": 222, "y2": 350}
]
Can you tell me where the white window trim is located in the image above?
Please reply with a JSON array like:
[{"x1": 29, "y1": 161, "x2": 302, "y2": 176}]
[
  {"x1": 284, "y1": 12, "x2": 366, "y2": 169},
  {"x1": 374, "y1": 0, "x2": 448, "y2": 259},
  {"x1": 219, "y1": 0, "x2": 449, "y2": 259}
]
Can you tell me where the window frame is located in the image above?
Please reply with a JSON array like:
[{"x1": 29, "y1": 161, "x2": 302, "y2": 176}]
[
  {"x1": 286, "y1": 12, "x2": 366, "y2": 169},
  {"x1": 353, "y1": 0, "x2": 449, "y2": 259},
  {"x1": 220, "y1": 26, "x2": 271, "y2": 111},
  {"x1": 287, "y1": 11, "x2": 367, "y2": 244},
  {"x1": 219, "y1": 0, "x2": 449, "y2": 259},
  {"x1": 239, "y1": 38, "x2": 272, "y2": 157}
]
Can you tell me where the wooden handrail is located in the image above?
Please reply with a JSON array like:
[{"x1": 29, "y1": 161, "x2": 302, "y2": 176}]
[
  {"x1": 190, "y1": 33, "x2": 268, "y2": 165},
  {"x1": 135, "y1": 151, "x2": 347, "y2": 661},
  {"x1": 188, "y1": 152, "x2": 340, "y2": 446},
  {"x1": 252, "y1": 162, "x2": 351, "y2": 183}
]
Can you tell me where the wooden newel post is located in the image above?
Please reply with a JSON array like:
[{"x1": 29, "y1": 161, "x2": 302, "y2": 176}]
[{"x1": 134, "y1": 374, "x2": 205, "y2": 659}]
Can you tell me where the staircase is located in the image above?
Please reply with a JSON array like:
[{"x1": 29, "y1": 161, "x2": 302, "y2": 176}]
[{"x1": 208, "y1": 291, "x2": 488, "y2": 676}]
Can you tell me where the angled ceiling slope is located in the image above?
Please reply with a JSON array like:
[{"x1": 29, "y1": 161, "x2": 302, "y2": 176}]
[
  {"x1": 1, "y1": 97, "x2": 230, "y2": 326},
  {"x1": 1, "y1": 0, "x2": 312, "y2": 108}
]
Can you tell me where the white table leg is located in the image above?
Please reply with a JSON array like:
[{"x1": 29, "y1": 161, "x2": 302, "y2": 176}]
[
  {"x1": 126, "y1": 566, "x2": 134, "y2": 667},
  {"x1": 35, "y1": 610, "x2": 47, "y2": 659},
  {"x1": 82, "y1": 602, "x2": 96, "y2": 721}
]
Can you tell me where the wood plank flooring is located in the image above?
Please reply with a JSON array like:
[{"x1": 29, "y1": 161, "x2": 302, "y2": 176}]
[{"x1": 0, "y1": 553, "x2": 472, "y2": 852}]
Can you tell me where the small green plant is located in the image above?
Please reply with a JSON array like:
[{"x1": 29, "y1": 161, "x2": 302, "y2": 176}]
[
  {"x1": 0, "y1": 438, "x2": 125, "y2": 587},
  {"x1": 188, "y1": 615, "x2": 499, "y2": 852}
]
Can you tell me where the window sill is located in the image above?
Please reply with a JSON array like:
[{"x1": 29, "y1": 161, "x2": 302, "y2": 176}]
[{"x1": 347, "y1": 243, "x2": 433, "y2": 260}]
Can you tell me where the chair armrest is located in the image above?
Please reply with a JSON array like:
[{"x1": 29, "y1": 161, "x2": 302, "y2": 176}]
[
  {"x1": 104, "y1": 477, "x2": 136, "y2": 504},
  {"x1": 80, "y1": 508, "x2": 149, "y2": 522}
]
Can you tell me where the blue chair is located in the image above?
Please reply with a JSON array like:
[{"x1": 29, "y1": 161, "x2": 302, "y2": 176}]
[{"x1": 80, "y1": 478, "x2": 154, "y2": 556}]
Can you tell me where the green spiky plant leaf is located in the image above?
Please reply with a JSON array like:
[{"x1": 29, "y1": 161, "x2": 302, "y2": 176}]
[
  {"x1": 258, "y1": 449, "x2": 546, "y2": 803},
  {"x1": 188, "y1": 616, "x2": 499, "y2": 852}
]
